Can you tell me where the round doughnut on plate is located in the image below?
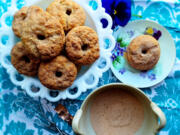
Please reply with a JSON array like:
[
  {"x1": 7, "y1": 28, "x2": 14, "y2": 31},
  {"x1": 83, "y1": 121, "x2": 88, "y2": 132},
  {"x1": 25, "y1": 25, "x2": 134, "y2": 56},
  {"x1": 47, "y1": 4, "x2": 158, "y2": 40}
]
[
  {"x1": 127, "y1": 35, "x2": 160, "y2": 71},
  {"x1": 38, "y1": 56, "x2": 77, "y2": 90},
  {"x1": 21, "y1": 6, "x2": 65, "y2": 60},
  {"x1": 11, "y1": 42, "x2": 40, "y2": 76},
  {"x1": 66, "y1": 26, "x2": 100, "y2": 65},
  {"x1": 46, "y1": 0, "x2": 86, "y2": 32}
]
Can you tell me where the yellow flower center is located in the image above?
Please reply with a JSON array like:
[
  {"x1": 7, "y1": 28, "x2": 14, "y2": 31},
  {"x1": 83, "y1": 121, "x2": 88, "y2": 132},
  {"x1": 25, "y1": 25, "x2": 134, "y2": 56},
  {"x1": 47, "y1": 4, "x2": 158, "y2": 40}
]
[
  {"x1": 114, "y1": 10, "x2": 117, "y2": 15},
  {"x1": 146, "y1": 27, "x2": 154, "y2": 35}
]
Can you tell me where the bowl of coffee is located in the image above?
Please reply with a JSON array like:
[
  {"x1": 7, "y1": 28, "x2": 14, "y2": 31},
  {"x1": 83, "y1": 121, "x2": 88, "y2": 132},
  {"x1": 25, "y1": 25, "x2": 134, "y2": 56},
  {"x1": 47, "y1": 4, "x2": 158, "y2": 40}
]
[{"x1": 72, "y1": 83, "x2": 166, "y2": 135}]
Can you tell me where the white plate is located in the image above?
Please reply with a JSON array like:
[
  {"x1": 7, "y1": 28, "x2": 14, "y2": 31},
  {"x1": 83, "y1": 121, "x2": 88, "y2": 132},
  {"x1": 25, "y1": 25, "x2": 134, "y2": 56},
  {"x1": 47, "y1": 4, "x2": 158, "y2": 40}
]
[
  {"x1": 0, "y1": 0, "x2": 115, "y2": 102},
  {"x1": 111, "y1": 20, "x2": 176, "y2": 88}
]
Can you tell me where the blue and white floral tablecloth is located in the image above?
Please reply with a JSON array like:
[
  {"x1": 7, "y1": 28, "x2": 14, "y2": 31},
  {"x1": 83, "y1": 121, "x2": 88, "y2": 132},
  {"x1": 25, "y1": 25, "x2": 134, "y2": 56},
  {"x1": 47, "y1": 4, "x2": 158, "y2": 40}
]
[{"x1": 0, "y1": 0, "x2": 180, "y2": 135}]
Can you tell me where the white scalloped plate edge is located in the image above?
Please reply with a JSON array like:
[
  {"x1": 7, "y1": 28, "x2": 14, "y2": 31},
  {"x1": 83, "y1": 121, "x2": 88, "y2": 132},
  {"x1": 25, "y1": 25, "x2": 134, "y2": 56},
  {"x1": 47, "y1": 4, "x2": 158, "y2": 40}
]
[{"x1": 0, "y1": 0, "x2": 115, "y2": 102}]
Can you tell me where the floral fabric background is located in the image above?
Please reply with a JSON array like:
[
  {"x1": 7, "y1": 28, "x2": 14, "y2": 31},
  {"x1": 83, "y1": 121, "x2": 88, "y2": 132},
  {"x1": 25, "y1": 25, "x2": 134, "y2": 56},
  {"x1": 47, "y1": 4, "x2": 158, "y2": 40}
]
[{"x1": 0, "y1": 0, "x2": 180, "y2": 135}]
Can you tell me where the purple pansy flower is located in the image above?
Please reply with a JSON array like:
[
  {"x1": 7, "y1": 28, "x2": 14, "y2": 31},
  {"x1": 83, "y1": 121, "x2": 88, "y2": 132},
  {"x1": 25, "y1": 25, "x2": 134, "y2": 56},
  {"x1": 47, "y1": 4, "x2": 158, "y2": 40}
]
[
  {"x1": 101, "y1": 0, "x2": 131, "y2": 28},
  {"x1": 153, "y1": 30, "x2": 162, "y2": 40},
  {"x1": 145, "y1": 27, "x2": 162, "y2": 40}
]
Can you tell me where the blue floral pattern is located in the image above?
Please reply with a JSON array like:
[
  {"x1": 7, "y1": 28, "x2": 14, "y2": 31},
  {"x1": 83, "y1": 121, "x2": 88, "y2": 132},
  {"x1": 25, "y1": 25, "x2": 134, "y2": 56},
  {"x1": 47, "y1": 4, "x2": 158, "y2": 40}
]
[
  {"x1": 0, "y1": 0, "x2": 180, "y2": 135},
  {"x1": 4, "y1": 121, "x2": 34, "y2": 135}
]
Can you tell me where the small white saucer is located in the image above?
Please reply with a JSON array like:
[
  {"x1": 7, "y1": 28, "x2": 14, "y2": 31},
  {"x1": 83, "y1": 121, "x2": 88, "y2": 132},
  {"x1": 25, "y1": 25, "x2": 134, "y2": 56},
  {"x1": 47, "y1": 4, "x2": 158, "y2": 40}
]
[{"x1": 111, "y1": 20, "x2": 176, "y2": 88}]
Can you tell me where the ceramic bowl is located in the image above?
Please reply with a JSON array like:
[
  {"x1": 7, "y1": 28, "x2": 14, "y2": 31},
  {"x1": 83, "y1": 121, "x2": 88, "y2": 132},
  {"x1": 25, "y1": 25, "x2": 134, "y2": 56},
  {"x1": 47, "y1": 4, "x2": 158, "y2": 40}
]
[{"x1": 72, "y1": 83, "x2": 166, "y2": 135}]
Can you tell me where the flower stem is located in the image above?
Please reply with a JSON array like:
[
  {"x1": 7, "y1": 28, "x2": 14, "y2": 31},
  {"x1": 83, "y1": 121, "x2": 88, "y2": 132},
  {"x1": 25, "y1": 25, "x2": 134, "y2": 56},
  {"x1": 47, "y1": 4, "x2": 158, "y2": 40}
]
[{"x1": 132, "y1": 14, "x2": 142, "y2": 18}]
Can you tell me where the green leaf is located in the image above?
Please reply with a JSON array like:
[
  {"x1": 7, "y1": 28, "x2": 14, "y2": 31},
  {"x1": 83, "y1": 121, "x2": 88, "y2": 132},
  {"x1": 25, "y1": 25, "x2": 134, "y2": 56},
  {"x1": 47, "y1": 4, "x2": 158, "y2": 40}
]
[
  {"x1": 117, "y1": 37, "x2": 122, "y2": 43},
  {"x1": 120, "y1": 42, "x2": 128, "y2": 47},
  {"x1": 116, "y1": 56, "x2": 121, "y2": 63},
  {"x1": 112, "y1": 56, "x2": 122, "y2": 70}
]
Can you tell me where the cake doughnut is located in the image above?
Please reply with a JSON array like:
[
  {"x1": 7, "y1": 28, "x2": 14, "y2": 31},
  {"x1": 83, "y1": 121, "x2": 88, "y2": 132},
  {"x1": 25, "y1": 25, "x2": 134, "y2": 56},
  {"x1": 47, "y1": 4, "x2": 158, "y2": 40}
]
[
  {"x1": 66, "y1": 26, "x2": 100, "y2": 65},
  {"x1": 12, "y1": 7, "x2": 28, "y2": 37},
  {"x1": 21, "y1": 6, "x2": 65, "y2": 60},
  {"x1": 46, "y1": 0, "x2": 86, "y2": 32},
  {"x1": 38, "y1": 56, "x2": 77, "y2": 90},
  {"x1": 11, "y1": 42, "x2": 40, "y2": 76},
  {"x1": 127, "y1": 35, "x2": 160, "y2": 70}
]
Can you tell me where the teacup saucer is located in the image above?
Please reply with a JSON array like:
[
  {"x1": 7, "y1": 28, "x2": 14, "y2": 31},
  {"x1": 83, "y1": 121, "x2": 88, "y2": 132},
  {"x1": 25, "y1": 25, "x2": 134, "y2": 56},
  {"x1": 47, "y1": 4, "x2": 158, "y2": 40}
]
[{"x1": 111, "y1": 20, "x2": 176, "y2": 88}]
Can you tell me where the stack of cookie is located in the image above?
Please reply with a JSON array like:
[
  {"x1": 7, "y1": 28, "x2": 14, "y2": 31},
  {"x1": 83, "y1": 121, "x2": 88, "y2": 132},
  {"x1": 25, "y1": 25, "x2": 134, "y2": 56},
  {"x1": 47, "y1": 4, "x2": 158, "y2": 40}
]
[{"x1": 11, "y1": 0, "x2": 100, "y2": 90}]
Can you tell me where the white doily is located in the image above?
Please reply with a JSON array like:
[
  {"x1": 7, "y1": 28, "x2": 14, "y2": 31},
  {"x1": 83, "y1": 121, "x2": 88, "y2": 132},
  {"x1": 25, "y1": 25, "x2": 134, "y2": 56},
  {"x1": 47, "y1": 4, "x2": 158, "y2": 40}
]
[{"x1": 0, "y1": 0, "x2": 115, "y2": 102}]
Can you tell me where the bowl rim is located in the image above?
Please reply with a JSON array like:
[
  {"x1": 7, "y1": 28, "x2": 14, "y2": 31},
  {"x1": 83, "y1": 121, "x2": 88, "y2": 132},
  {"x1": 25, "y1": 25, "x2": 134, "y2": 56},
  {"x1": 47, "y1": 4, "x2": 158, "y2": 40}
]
[{"x1": 80, "y1": 83, "x2": 152, "y2": 110}]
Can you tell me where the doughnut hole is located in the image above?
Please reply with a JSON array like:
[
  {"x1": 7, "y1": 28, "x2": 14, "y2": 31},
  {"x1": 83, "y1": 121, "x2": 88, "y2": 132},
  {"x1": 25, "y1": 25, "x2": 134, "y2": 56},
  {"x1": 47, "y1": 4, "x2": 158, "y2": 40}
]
[
  {"x1": 37, "y1": 34, "x2": 46, "y2": 40},
  {"x1": 81, "y1": 44, "x2": 89, "y2": 51},
  {"x1": 142, "y1": 48, "x2": 148, "y2": 54},
  {"x1": 55, "y1": 71, "x2": 62, "y2": 77},
  {"x1": 66, "y1": 9, "x2": 72, "y2": 16},
  {"x1": 21, "y1": 55, "x2": 30, "y2": 63}
]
